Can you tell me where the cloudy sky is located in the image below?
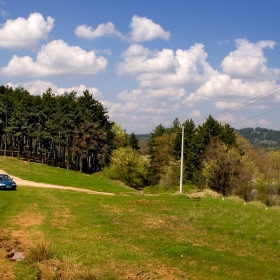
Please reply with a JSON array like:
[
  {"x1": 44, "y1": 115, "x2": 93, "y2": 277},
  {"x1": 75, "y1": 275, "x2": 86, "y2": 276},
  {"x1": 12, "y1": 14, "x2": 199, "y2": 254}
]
[{"x1": 1, "y1": 0, "x2": 280, "y2": 133}]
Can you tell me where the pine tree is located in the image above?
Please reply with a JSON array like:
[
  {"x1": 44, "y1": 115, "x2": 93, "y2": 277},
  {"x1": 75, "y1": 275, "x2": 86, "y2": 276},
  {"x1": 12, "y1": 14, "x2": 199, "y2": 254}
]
[{"x1": 128, "y1": 132, "x2": 139, "y2": 151}]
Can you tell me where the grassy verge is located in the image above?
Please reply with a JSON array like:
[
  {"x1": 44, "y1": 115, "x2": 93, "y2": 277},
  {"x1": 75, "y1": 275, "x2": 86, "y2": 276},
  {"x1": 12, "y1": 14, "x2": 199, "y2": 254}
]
[{"x1": 0, "y1": 156, "x2": 132, "y2": 194}]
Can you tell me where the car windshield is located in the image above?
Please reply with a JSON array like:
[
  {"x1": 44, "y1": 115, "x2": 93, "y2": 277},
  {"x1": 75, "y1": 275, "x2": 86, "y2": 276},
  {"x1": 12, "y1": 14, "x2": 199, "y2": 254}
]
[{"x1": 0, "y1": 175, "x2": 11, "y2": 181}]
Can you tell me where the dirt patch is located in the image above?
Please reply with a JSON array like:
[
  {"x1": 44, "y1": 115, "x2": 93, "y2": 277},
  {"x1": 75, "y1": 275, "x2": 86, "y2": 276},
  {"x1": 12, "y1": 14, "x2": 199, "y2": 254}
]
[{"x1": 0, "y1": 228, "x2": 22, "y2": 280}]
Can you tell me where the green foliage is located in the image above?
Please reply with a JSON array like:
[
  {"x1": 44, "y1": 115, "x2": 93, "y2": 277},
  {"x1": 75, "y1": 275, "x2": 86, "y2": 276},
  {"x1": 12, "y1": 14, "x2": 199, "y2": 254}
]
[
  {"x1": 148, "y1": 116, "x2": 238, "y2": 187},
  {"x1": 111, "y1": 122, "x2": 127, "y2": 148},
  {"x1": 0, "y1": 156, "x2": 127, "y2": 194},
  {"x1": 0, "y1": 85, "x2": 114, "y2": 173},
  {"x1": 103, "y1": 146, "x2": 150, "y2": 189},
  {"x1": 128, "y1": 132, "x2": 140, "y2": 151},
  {"x1": 159, "y1": 159, "x2": 181, "y2": 188},
  {"x1": 237, "y1": 126, "x2": 280, "y2": 149}
]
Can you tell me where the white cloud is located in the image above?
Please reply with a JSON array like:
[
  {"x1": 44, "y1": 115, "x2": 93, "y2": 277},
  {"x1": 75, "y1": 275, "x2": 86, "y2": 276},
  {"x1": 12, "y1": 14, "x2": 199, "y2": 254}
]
[
  {"x1": 217, "y1": 114, "x2": 236, "y2": 124},
  {"x1": 215, "y1": 101, "x2": 240, "y2": 110},
  {"x1": 118, "y1": 43, "x2": 216, "y2": 89},
  {"x1": 0, "y1": 13, "x2": 54, "y2": 49},
  {"x1": 130, "y1": 15, "x2": 171, "y2": 42},
  {"x1": 218, "y1": 39, "x2": 230, "y2": 46},
  {"x1": 101, "y1": 87, "x2": 188, "y2": 132},
  {"x1": 75, "y1": 22, "x2": 123, "y2": 39},
  {"x1": 1, "y1": 40, "x2": 107, "y2": 77},
  {"x1": 184, "y1": 74, "x2": 278, "y2": 106},
  {"x1": 221, "y1": 39, "x2": 279, "y2": 81},
  {"x1": 117, "y1": 87, "x2": 185, "y2": 103},
  {"x1": 258, "y1": 119, "x2": 271, "y2": 126},
  {"x1": 7, "y1": 80, "x2": 102, "y2": 98},
  {"x1": 118, "y1": 44, "x2": 178, "y2": 75},
  {"x1": 190, "y1": 109, "x2": 201, "y2": 118}
]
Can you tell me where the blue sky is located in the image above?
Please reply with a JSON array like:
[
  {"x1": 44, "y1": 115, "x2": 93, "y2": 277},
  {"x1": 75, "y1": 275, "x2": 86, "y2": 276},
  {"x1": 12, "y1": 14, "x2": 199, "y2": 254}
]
[{"x1": 1, "y1": 0, "x2": 280, "y2": 133}]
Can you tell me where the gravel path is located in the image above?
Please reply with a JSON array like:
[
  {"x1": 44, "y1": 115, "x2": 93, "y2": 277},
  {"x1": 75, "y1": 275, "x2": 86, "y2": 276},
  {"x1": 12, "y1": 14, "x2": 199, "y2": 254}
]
[{"x1": 0, "y1": 169, "x2": 115, "y2": 196}]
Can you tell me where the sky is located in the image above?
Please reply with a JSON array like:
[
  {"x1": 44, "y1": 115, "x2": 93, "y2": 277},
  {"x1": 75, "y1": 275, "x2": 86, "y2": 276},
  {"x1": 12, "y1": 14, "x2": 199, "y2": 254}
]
[{"x1": 0, "y1": 0, "x2": 280, "y2": 133}]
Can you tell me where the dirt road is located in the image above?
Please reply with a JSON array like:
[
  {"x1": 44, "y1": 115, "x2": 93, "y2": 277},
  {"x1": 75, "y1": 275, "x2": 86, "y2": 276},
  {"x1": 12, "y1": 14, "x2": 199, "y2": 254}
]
[{"x1": 0, "y1": 169, "x2": 115, "y2": 196}]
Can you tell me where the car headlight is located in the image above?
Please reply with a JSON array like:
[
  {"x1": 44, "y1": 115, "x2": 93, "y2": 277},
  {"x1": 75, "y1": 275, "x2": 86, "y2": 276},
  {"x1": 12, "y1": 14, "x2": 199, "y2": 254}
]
[{"x1": 0, "y1": 184, "x2": 5, "y2": 186}]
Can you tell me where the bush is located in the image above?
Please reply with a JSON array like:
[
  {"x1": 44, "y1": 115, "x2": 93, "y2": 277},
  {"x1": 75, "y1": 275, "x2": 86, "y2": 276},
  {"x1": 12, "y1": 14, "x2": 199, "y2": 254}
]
[{"x1": 104, "y1": 147, "x2": 150, "y2": 189}]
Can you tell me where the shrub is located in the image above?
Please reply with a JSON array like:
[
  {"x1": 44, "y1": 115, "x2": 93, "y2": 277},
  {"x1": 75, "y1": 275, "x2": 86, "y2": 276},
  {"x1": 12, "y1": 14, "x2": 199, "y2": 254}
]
[{"x1": 104, "y1": 147, "x2": 150, "y2": 189}]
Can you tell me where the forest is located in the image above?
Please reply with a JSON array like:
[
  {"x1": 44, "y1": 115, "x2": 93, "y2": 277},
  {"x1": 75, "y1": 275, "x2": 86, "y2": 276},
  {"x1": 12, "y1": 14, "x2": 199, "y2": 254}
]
[
  {"x1": 237, "y1": 127, "x2": 280, "y2": 149},
  {"x1": 0, "y1": 85, "x2": 115, "y2": 173},
  {"x1": 2, "y1": 85, "x2": 280, "y2": 206}
]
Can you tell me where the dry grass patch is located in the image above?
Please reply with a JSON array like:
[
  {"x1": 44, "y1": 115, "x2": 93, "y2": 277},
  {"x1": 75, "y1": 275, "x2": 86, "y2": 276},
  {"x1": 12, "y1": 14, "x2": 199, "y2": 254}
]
[
  {"x1": 26, "y1": 239, "x2": 55, "y2": 264},
  {"x1": 103, "y1": 262, "x2": 188, "y2": 280},
  {"x1": 37, "y1": 259, "x2": 98, "y2": 280},
  {"x1": 51, "y1": 207, "x2": 76, "y2": 229}
]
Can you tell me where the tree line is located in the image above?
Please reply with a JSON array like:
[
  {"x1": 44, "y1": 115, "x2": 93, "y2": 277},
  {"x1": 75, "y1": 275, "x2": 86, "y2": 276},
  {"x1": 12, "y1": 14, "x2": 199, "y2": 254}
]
[
  {"x1": 105, "y1": 115, "x2": 280, "y2": 206},
  {"x1": 0, "y1": 85, "x2": 115, "y2": 173},
  {"x1": 2, "y1": 85, "x2": 280, "y2": 205}
]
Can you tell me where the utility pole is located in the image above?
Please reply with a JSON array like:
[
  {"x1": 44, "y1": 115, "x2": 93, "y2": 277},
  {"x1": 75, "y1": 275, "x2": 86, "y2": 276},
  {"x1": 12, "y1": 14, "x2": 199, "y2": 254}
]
[{"x1": 179, "y1": 125, "x2": 184, "y2": 193}]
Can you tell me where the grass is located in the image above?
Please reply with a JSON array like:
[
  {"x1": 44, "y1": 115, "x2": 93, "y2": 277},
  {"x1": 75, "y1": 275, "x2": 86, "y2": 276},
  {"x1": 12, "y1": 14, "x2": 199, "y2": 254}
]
[
  {"x1": 1, "y1": 156, "x2": 280, "y2": 279},
  {"x1": 0, "y1": 156, "x2": 132, "y2": 194}
]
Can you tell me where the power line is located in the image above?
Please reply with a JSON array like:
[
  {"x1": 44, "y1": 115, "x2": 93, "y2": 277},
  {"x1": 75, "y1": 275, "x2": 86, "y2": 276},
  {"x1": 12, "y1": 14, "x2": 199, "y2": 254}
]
[
  {"x1": 196, "y1": 85, "x2": 280, "y2": 125},
  {"x1": 232, "y1": 105, "x2": 280, "y2": 125},
  {"x1": 214, "y1": 85, "x2": 280, "y2": 119}
]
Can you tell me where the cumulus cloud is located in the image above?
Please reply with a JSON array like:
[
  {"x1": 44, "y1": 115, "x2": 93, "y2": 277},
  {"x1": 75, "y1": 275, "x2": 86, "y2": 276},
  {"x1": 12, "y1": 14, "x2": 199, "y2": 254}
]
[
  {"x1": 101, "y1": 86, "x2": 190, "y2": 132},
  {"x1": 130, "y1": 15, "x2": 171, "y2": 42},
  {"x1": 7, "y1": 80, "x2": 102, "y2": 98},
  {"x1": 0, "y1": 13, "x2": 54, "y2": 49},
  {"x1": 117, "y1": 87, "x2": 185, "y2": 103},
  {"x1": 184, "y1": 75, "x2": 278, "y2": 106},
  {"x1": 221, "y1": 39, "x2": 279, "y2": 81},
  {"x1": 1, "y1": 40, "x2": 107, "y2": 77},
  {"x1": 190, "y1": 109, "x2": 201, "y2": 118},
  {"x1": 217, "y1": 114, "x2": 236, "y2": 124},
  {"x1": 118, "y1": 44, "x2": 179, "y2": 75},
  {"x1": 118, "y1": 43, "x2": 216, "y2": 89},
  {"x1": 215, "y1": 101, "x2": 240, "y2": 110},
  {"x1": 75, "y1": 22, "x2": 123, "y2": 39}
]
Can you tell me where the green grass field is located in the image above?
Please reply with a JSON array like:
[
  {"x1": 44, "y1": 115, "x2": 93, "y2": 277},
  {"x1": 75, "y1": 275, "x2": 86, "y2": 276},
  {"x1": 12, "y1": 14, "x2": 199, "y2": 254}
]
[{"x1": 1, "y1": 156, "x2": 280, "y2": 279}]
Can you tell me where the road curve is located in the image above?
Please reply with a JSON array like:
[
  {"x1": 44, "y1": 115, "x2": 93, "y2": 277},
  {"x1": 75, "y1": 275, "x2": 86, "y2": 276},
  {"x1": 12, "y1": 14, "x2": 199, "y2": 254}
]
[{"x1": 0, "y1": 169, "x2": 115, "y2": 196}]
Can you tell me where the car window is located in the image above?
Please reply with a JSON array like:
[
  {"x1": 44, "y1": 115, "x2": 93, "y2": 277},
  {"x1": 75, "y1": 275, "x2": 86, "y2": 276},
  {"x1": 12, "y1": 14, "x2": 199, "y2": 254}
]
[{"x1": 0, "y1": 175, "x2": 10, "y2": 180}]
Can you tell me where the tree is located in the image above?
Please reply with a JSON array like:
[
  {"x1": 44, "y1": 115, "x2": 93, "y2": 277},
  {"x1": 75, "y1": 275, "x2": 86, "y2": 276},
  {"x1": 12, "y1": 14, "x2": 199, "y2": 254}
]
[
  {"x1": 111, "y1": 122, "x2": 127, "y2": 148},
  {"x1": 128, "y1": 132, "x2": 139, "y2": 151},
  {"x1": 202, "y1": 139, "x2": 240, "y2": 196}
]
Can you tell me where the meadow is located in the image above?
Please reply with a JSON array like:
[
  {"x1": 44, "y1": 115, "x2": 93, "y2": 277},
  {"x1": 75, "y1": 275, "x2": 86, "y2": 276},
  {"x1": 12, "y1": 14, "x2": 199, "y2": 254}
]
[{"x1": 1, "y1": 156, "x2": 280, "y2": 279}]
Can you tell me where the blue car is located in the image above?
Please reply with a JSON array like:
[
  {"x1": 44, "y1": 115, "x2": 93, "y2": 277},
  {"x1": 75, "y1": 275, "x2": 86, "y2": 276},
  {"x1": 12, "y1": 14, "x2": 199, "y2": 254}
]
[{"x1": 0, "y1": 174, "x2": 17, "y2": 190}]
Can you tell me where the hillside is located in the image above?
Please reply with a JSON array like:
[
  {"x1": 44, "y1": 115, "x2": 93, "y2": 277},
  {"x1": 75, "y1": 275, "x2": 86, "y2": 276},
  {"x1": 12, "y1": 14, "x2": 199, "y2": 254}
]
[
  {"x1": 236, "y1": 127, "x2": 280, "y2": 149},
  {"x1": 1, "y1": 156, "x2": 280, "y2": 279}
]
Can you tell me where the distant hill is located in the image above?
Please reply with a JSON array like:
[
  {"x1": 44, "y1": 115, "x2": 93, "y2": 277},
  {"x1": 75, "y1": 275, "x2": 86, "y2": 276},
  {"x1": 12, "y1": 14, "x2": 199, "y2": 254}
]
[
  {"x1": 137, "y1": 128, "x2": 280, "y2": 150},
  {"x1": 136, "y1": 134, "x2": 151, "y2": 141},
  {"x1": 236, "y1": 127, "x2": 280, "y2": 149}
]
